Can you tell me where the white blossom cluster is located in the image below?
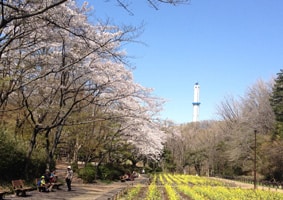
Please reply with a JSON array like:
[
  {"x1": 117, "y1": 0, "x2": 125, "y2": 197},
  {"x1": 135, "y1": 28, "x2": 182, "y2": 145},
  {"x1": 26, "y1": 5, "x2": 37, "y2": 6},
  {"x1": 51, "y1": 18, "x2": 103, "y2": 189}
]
[{"x1": 0, "y1": 0, "x2": 166, "y2": 159}]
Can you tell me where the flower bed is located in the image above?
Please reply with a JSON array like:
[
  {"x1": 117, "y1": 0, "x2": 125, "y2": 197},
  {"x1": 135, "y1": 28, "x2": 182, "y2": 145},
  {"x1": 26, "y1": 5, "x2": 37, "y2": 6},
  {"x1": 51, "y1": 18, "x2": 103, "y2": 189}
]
[{"x1": 117, "y1": 174, "x2": 283, "y2": 200}]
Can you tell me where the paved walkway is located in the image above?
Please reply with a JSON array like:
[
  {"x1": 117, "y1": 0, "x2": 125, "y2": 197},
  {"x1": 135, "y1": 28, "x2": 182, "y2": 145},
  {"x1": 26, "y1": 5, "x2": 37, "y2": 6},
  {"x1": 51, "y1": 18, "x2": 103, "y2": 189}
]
[
  {"x1": 3, "y1": 176, "x2": 149, "y2": 200},
  {"x1": 2, "y1": 161, "x2": 149, "y2": 200}
]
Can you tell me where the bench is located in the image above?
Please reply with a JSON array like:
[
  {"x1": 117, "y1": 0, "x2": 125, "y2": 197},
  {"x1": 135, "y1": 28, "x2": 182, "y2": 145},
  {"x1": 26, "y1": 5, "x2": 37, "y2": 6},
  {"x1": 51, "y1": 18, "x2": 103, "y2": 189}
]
[
  {"x1": 120, "y1": 175, "x2": 134, "y2": 182},
  {"x1": 36, "y1": 178, "x2": 63, "y2": 192},
  {"x1": 120, "y1": 176, "x2": 126, "y2": 182},
  {"x1": 0, "y1": 192, "x2": 6, "y2": 200},
  {"x1": 49, "y1": 174, "x2": 63, "y2": 189},
  {"x1": 52, "y1": 182, "x2": 63, "y2": 190},
  {"x1": 0, "y1": 189, "x2": 9, "y2": 200},
  {"x1": 11, "y1": 179, "x2": 33, "y2": 196}
]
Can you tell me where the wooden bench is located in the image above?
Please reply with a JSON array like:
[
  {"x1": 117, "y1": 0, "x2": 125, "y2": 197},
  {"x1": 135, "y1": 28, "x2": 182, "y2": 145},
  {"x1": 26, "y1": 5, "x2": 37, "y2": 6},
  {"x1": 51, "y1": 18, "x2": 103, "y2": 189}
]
[
  {"x1": 36, "y1": 178, "x2": 63, "y2": 192},
  {"x1": 120, "y1": 174, "x2": 134, "y2": 182},
  {"x1": 52, "y1": 182, "x2": 63, "y2": 190},
  {"x1": 0, "y1": 189, "x2": 9, "y2": 200},
  {"x1": 11, "y1": 179, "x2": 33, "y2": 196},
  {"x1": 0, "y1": 192, "x2": 6, "y2": 200},
  {"x1": 120, "y1": 176, "x2": 126, "y2": 182}
]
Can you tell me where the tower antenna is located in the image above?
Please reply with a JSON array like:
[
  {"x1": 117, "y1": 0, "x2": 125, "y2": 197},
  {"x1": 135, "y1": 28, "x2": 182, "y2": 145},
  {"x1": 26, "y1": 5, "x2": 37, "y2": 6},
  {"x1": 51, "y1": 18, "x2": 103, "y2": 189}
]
[{"x1": 192, "y1": 82, "x2": 200, "y2": 122}]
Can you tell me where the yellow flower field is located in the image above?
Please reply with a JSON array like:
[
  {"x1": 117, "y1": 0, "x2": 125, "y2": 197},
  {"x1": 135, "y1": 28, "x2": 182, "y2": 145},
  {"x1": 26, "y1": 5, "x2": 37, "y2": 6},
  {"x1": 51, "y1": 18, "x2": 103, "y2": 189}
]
[{"x1": 118, "y1": 173, "x2": 283, "y2": 200}]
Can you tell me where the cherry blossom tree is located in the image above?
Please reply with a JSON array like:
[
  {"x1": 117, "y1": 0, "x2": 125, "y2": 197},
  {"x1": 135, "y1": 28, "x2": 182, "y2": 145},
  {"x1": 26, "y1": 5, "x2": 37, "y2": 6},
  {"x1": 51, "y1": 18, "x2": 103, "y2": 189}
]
[
  {"x1": 0, "y1": 0, "x2": 189, "y2": 110},
  {"x1": 66, "y1": 64, "x2": 166, "y2": 165},
  {"x1": 0, "y1": 1, "x2": 165, "y2": 171},
  {"x1": 0, "y1": 0, "x2": 186, "y2": 174},
  {"x1": 112, "y1": 0, "x2": 189, "y2": 13},
  {"x1": 0, "y1": 0, "x2": 68, "y2": 110}
]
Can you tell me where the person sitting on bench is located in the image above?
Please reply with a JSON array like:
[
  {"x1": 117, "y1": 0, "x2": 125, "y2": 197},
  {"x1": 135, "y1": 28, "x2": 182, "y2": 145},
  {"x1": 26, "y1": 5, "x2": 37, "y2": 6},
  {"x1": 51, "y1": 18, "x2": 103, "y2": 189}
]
[{"x1": 39, "y1": 175, "x2": 54, "y2": 192}]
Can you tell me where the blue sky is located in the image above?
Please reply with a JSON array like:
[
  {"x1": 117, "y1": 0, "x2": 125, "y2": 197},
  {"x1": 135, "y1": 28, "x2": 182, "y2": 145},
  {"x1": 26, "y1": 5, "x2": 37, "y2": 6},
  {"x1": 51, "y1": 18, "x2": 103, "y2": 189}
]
[{"x1": 80, "y1": 0, "x2": 283, "y2": 124}]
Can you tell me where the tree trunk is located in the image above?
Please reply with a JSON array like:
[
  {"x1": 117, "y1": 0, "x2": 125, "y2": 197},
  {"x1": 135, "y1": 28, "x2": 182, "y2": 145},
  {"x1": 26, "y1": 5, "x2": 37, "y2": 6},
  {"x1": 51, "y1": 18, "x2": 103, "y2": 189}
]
[
  {"x1": 73, "y1": 133, "x2": 82, "y2": 164},
  {"x1": 25, "y1": 125, "x2": 41, "y2": 177},
  {"x1": 45, "y1": 128, "x2": 52, "y2": 170}
]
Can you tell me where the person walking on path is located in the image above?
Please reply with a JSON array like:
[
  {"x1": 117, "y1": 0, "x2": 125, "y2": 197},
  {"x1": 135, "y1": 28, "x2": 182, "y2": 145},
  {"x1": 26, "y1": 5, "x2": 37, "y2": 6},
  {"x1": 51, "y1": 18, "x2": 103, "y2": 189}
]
[{"x1": 65, "y1": 166, "x2": 73, "y2": 191}]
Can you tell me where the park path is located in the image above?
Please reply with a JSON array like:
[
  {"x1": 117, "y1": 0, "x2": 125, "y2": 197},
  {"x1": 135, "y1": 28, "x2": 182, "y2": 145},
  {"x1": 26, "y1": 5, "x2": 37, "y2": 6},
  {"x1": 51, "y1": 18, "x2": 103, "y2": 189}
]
[
  {"x1": 3, "y1": 181, "x2": 139, "y2": 200},
  {"x1": 3, "y1": 161, "x2": 149, "y2": 200}
]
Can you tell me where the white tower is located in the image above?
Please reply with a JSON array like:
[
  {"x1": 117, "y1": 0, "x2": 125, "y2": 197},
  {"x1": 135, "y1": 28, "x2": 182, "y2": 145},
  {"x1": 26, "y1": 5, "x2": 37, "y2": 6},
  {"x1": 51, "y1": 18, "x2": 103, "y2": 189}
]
[{"x1": 192, "y1": 82, "x2": 200, "y2": 122}]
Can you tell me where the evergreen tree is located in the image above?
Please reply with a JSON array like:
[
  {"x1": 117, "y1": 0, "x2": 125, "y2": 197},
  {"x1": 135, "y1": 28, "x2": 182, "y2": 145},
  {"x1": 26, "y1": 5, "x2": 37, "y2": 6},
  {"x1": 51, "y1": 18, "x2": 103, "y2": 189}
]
[{"x1": 270, "y1": 69, "x2": 283, "y2": 138}]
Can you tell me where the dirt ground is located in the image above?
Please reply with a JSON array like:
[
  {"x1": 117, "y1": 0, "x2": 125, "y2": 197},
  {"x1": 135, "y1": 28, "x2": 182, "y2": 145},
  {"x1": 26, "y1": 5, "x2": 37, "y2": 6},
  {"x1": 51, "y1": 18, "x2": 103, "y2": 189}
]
[
  {"x1": 3, "y1": 161, "x2": 149, "y2": 200},
  {"x1": 3, "y1": 178, "x2": 145, "y2": 200}
]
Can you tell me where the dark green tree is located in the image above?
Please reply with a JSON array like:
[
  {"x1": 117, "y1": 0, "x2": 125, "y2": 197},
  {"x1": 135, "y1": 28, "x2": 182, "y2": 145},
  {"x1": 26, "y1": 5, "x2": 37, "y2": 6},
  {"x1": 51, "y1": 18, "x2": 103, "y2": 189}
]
[
  {"x1": 160, "y1": 147, "x2": 176, "y2": 172},
  {"x1": 270, "y1": 69, "x2": 283, "y2": 138}
]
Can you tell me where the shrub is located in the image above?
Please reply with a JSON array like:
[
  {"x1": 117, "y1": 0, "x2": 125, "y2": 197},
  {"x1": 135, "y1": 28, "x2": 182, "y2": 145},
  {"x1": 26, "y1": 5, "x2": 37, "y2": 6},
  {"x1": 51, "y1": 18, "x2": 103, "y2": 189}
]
[
  {"x1": 28, "y1": 154, "x2": 51, "y2": 180},
  {"x1": 0, "y1": 129, "x2": 50, "y2": 182},
  {"x1": 98, "y1": 163, "x2": 123, "y2": 180},
  {"x1": 71, "y1": 162, "x2": 79, "y2": 173},
  {"x1": 78, "y1": 163, "x2": 96, "y2": 183},
  {"x1": 0, "y1": 130, "x2": 27, "y2": 181}
]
